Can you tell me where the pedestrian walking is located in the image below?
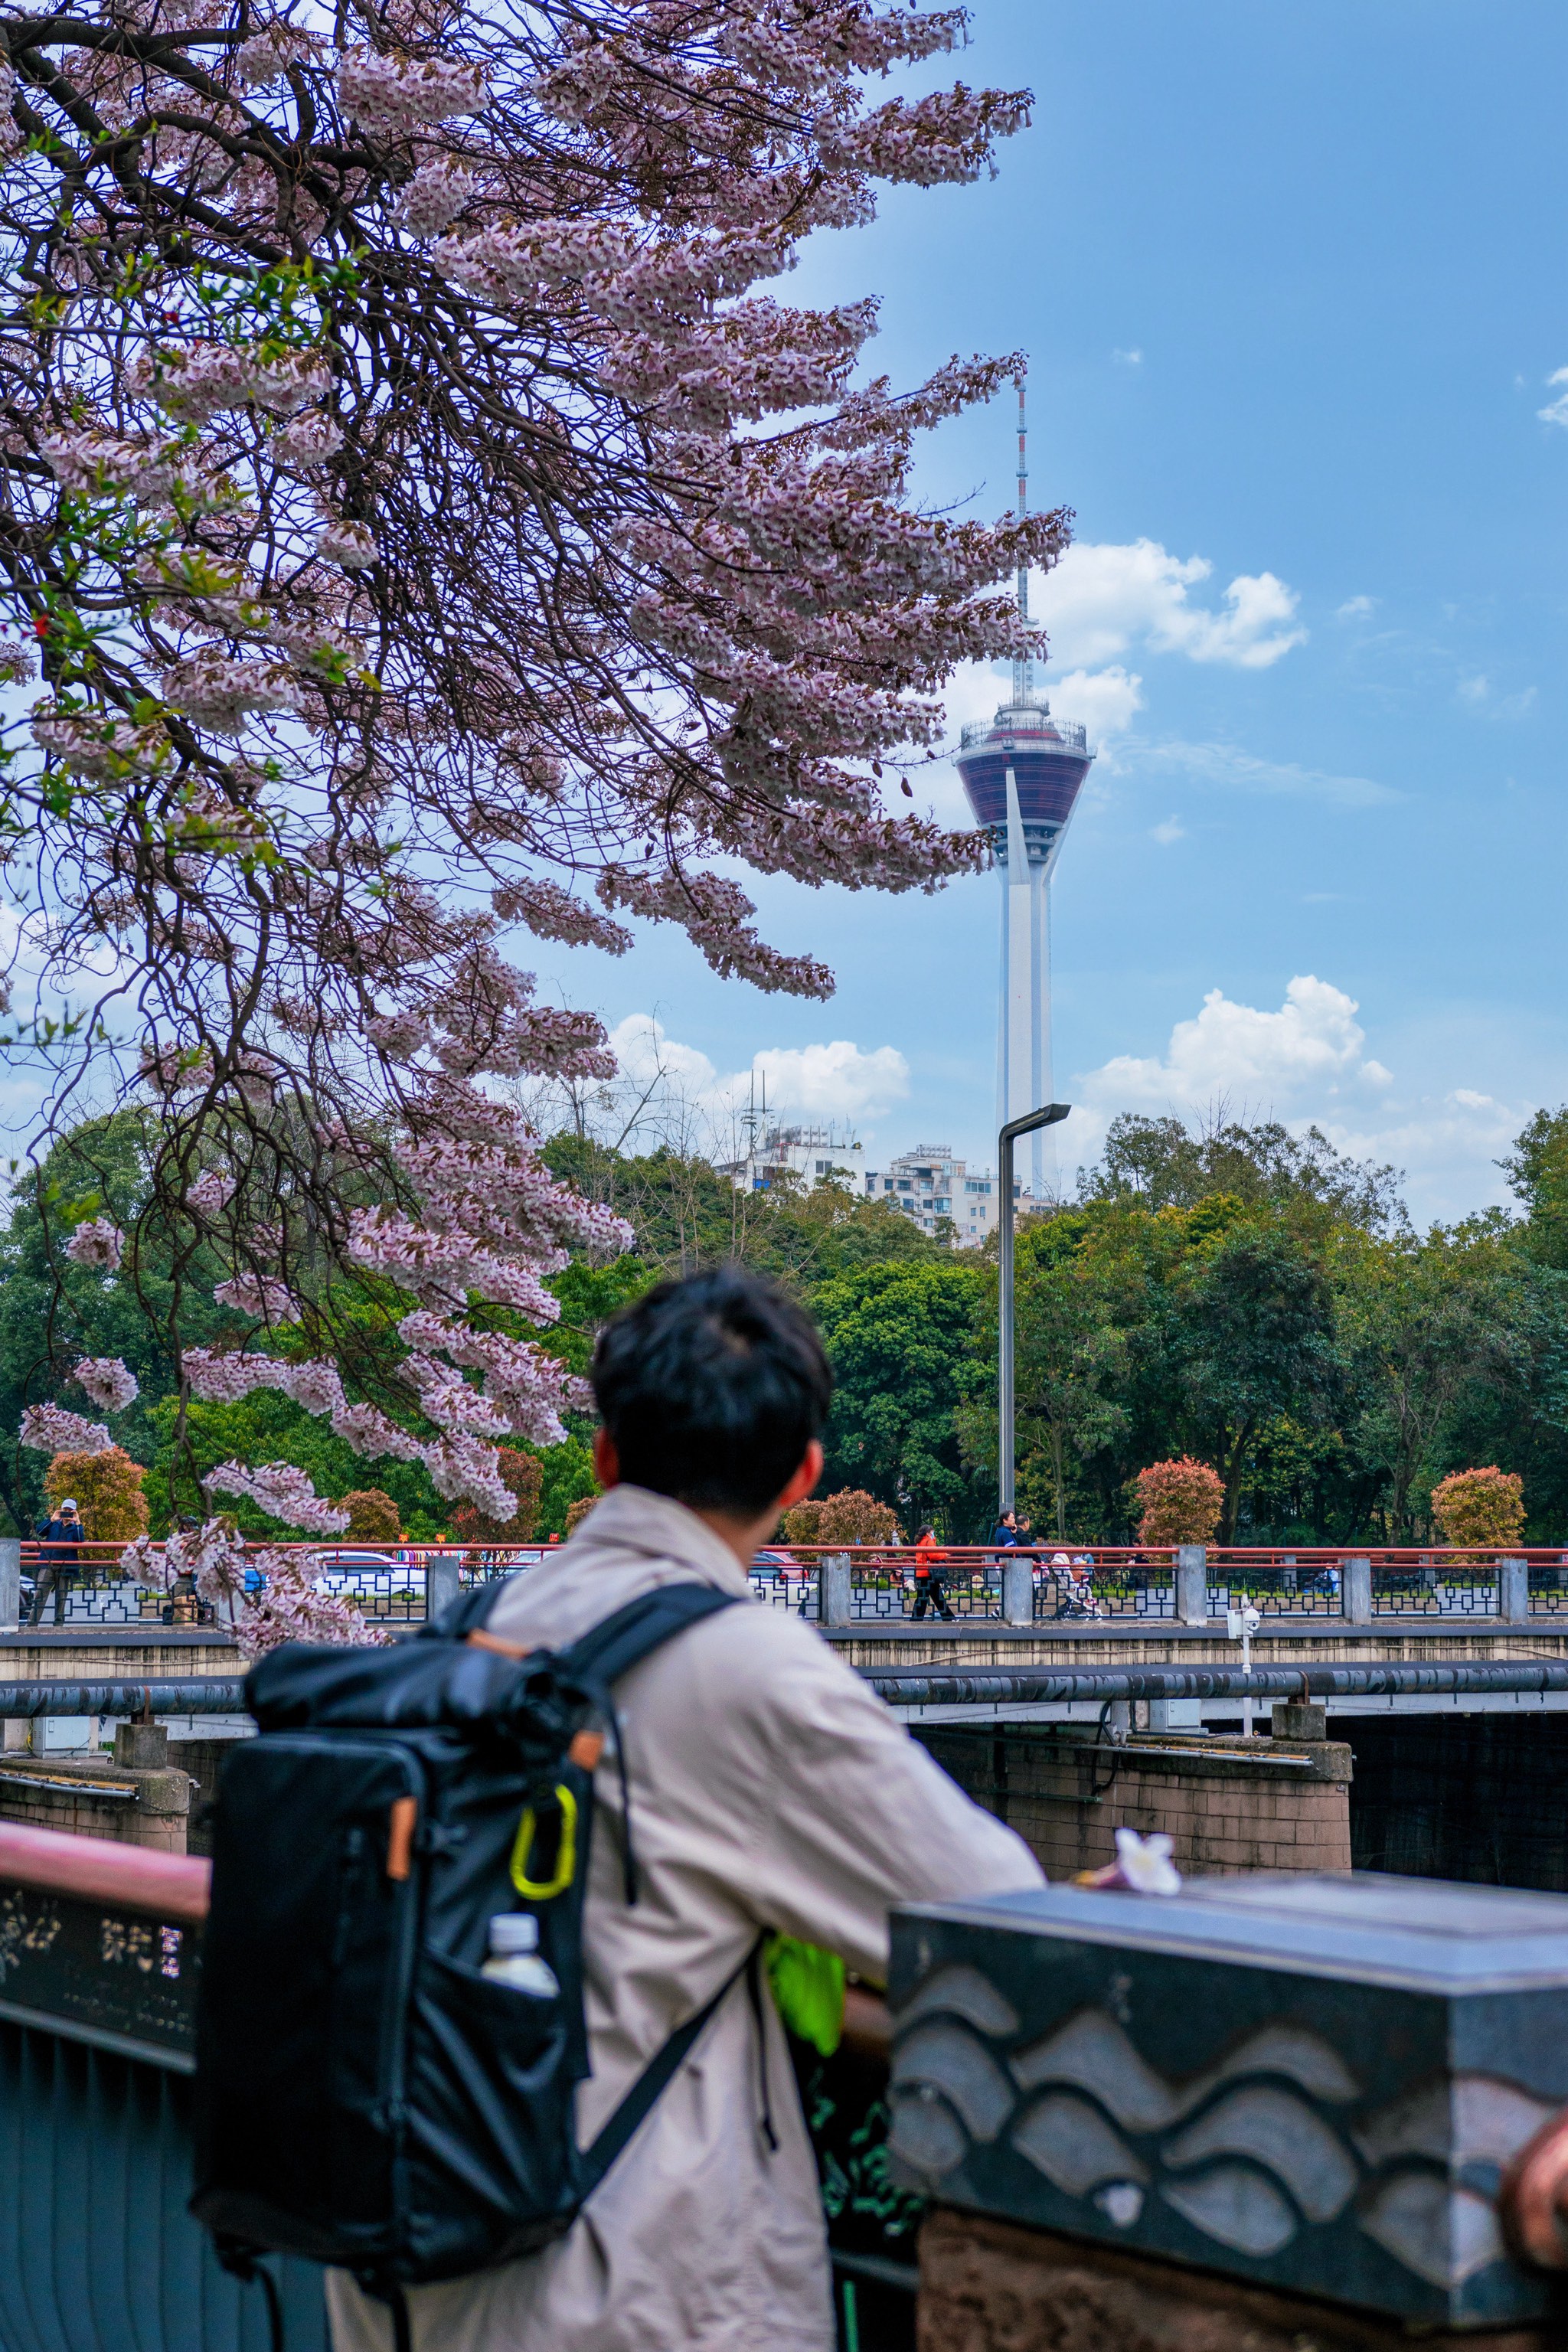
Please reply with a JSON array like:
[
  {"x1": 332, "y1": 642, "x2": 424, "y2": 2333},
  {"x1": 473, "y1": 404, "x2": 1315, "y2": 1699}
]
[
  {"x1": 910, "y1": 1523, "x2": 956, "y2": 1620},
  {"x1": 31, "y1": 1496, "x2": 83, "y2": 1624}
]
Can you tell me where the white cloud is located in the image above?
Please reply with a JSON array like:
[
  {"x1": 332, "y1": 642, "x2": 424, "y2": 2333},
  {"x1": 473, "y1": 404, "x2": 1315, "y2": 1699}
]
[
  {"x1": 750, "y1": 1039, "x2": 910, "y2": 1123},
  {"x1": 1455, "y1": 673, "x2": 1535, "y2": 721},
  {"x1": 1112, "y1": 347, "x2": 1144, "y2": 368},
  {"x1": 1050, "y1": 665, "x2": 1144, "y2": 744},
  {"x1": 1319, "y1": 1093, "x2": 1520, "y2": 1221},
  {"x1": 1053, "y1": 978, "x2": 1527, "y2": 1223},
  {"x1": 1537, "y1": 368, "x2": 1568, "y2": 428},
  {"x1": 935, "y1": 535, "x2": 1305, "y2": 794},
  {"x1": 609, "y1": 1013, "x2": 721, "y2": 1099},
  {"x1": 1336, "y1": 594, "x2": 1377, "y2": 621},
  {"x1": 1151, "y1": 815, "x2": 1185, "y2": 845},
  {"x1": 1080, "y1": 976, "x2": 1393, "y2": 1115},
  {"x1": 1034, "y1": 539, "x2": 1307, "y2": 671},
  {"x1": 607, "y1": 1014, "x2": 909, "y2": 1130},
  {"x1": 1138, "y1": 739, "x2": 1399, "y2": 808}
]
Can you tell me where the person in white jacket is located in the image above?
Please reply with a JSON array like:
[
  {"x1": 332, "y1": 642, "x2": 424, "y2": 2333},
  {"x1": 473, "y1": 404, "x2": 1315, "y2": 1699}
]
[{"x1": 328, "y1": 1265, "x2": 1044, "y2": 2352}]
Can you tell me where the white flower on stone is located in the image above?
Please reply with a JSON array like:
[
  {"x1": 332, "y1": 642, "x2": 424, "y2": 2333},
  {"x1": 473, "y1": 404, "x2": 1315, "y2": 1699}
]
[{"x1": 1112, "y1": 1826, "x2": 1181, "y2": 1896}]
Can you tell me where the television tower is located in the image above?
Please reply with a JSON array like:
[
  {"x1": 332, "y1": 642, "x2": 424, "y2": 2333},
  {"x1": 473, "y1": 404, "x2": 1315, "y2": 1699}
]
[{"x1": 955, "y1": 375, "x2": 1094, "y2": 1197}]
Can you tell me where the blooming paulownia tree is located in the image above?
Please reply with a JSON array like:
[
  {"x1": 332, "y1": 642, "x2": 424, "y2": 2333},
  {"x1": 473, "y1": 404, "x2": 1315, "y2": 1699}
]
[{"x1": 2, "y1": 0, "x2": 1071, "y2": 1594}]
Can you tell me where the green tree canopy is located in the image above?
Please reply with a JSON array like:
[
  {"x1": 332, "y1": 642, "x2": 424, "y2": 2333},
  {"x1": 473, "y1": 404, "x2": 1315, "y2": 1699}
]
[{"x1": 813, "y1": 1259, "x2": 985, "y2": 1530}]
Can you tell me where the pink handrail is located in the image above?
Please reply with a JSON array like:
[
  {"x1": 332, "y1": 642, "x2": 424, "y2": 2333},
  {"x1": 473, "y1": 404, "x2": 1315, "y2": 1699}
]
[{"x1": 0, "y1": 1819, "x2": 210, "y2": 1922}]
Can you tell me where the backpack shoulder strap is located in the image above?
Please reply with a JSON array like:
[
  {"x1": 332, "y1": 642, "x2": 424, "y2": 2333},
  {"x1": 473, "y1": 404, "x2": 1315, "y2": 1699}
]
[
  {"x1": 418, "y1": 1573, "x2": 519, "y2": 1642},
  {"x1": 560, "y1": 1583, "x2": 740, "y2": 1697},
  {"x1": 576, "y1": 1938, "x2": 761, "y2": 2203}
]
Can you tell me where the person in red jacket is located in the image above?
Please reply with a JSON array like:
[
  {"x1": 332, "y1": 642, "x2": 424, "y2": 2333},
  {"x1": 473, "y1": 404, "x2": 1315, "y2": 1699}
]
[{"x1": 910, "y1": 1523, "x2": 955, "y2": 1620}]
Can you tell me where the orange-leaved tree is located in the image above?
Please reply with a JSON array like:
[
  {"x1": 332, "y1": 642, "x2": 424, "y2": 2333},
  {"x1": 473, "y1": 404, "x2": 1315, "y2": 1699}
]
[
  {"x1": 44, "y1": 1446, "x2": 150, "y2": 1550},
  {"x1": 339, "y1": 1489, "x2": 403, "y2": 1544},
  {"x1": 451, "y1": 1449, "x2": 543, "y2": 1547},
  {"x1": 1134, "y1": 1458, "x2": 1224, "y2": 1549},
  {"x1": 1430, "y1": 1467, "x2": 1525, "y2": 1555},
  {"x1": 782, "y1": 1488, "x2": 902, "y2": 1547}
]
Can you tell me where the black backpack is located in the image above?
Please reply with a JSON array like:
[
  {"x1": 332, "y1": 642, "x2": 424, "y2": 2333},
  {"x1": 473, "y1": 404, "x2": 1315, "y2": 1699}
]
[{"x1": 191, "y1": 1574, "x2": 744, "y2": 2340}]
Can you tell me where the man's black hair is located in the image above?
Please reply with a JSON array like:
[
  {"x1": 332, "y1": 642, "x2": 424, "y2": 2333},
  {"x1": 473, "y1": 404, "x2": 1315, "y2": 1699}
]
[{"x1": 592, "y1": 1266, "x2": 833, "y2": 1514}]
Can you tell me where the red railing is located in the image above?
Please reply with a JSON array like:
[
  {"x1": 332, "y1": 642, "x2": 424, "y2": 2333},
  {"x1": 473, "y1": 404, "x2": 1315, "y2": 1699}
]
[
  {"x1": 0, "y1": 1817, "x2": 209, "y2": 1919},
  {"x1": 18, "y1": 1538, "x2": 1568, "y2": 1629}
]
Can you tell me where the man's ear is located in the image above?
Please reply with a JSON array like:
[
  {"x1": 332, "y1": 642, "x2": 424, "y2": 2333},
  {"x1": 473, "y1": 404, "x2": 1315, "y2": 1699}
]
[
  {"x1": 774, "y1": 1439, "x2": 824, "y2": 1516},
  {"x1": 593, "y1": 1427, "x2": 621, "y2": 1490}
]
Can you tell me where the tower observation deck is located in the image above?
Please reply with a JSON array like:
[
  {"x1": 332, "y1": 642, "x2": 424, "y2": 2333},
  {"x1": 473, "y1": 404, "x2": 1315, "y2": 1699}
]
[{"x1": 955, "y1": 381, "x2": 1094, "y2": 1195}]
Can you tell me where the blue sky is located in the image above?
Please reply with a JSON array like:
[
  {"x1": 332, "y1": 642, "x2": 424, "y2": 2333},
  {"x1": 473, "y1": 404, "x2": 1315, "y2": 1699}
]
[{"x1": 536, "y1": 0, "x2": 1568, "y2": 1226}]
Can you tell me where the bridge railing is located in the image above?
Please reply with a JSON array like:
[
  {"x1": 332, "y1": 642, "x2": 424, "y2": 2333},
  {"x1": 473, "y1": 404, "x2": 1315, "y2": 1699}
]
[
  {"x1": 19, "y1": 1537, "x2": 1568, "y2": 1631},
  {"x1": 770, "y1": 1544, "x2": 1567, "y2": 1627},
  {"x1": 15, "y1": 1539, "x2": 555, "y2": 1627}
]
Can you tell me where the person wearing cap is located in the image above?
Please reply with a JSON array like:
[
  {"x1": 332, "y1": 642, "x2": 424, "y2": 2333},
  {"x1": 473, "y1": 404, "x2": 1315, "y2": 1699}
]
[{"x1": 31, "y1": 1496, "x2": 84, "y2": 1624}]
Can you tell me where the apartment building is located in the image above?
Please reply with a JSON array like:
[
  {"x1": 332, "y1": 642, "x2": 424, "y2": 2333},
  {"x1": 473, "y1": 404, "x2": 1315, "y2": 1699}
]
[
  {"x1": 863, "y1": 1144, "x2": 1021, "y2": 1248},
  {"x1": 723, "y1": 1122, "x2": 864, "y2": 1192}
]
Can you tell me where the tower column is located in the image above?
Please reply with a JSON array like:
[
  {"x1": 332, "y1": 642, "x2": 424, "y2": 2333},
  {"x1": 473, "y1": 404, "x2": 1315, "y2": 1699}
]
[{"x1": 958, "y1": 371, "x2": 1092, "y2": 1206}]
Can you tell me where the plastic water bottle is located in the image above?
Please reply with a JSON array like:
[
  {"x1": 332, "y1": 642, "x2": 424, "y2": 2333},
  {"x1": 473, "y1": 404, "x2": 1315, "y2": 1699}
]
[{"x1": 481, "y1": 1913, "x2": 558, "y2": 1998}]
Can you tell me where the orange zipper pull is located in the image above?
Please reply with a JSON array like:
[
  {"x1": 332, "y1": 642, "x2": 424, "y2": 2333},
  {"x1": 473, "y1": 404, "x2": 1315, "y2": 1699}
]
[{"x1": 386, "y1": 1795, "x2": 417, "y2": 1881}]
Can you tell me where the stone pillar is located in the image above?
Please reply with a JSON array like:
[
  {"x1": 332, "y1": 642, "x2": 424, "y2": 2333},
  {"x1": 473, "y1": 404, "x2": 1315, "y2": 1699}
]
[
  {"x1": 1499, "y1": 1555, "x2": 1530, "y2": 1623},
  {"x1": 113, "y1": 1720, "x2": 168, "y2": 1769},
  {"x1": 0, "y1": 1537, "x2": 19, "y2": 1632},
  {"x1": 1341, "y1": 1553, "x2": 1372, "y2": 1624},
  {"x1": 425, "y1": 1554, "x2": 462, "y2": 1622},
  {"x1": 123, "y1": 1765, "x2": 191, "y2": 1854},
  {"x1": 1270, "y1": 1699, "x2": 1328, "y2": 1741},
  {"x1": 1001, "y1": 1558, "x2": 1034, "y2": 1625},
  {"x1": 1174, "y1": 1545, "x2": 1207, "y2": 1624},
  {"x1": 818, "y1": 1554, "x2": 851, "y2": 1628}
]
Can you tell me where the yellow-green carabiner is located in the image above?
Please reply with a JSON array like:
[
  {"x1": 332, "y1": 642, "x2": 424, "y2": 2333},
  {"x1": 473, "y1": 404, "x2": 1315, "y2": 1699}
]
[{"x1": 510, "y1": 1782, "x2": 578, "y2": 1901}]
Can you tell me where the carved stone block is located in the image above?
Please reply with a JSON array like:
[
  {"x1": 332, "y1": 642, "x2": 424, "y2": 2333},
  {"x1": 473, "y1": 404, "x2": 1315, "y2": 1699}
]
[{"x1": 888, "y1": 1874, "x2": 1568, "y2": 2329}]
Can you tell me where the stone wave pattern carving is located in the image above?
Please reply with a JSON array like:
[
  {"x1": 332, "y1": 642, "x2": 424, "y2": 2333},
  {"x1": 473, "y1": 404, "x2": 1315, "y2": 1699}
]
[{"x1": 889, "y1": 1970, "x2": 1556, "y2": 2290}]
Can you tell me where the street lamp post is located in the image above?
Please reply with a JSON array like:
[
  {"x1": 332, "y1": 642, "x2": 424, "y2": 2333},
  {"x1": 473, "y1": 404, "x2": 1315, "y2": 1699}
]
[{"x1": 998, "y1": 1103, "x2": 1071, "y2": 1517}]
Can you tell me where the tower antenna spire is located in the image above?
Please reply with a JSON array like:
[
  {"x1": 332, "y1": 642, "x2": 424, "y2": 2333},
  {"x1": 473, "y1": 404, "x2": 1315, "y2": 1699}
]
[{"x1": 1012, "y1": 372, "x2": 1033, "y2": 706}]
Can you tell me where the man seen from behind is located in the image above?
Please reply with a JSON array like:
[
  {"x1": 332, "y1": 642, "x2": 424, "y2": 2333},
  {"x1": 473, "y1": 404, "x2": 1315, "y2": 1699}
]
[{"x1": 327, "y1": 1266, "x2": 1044, "y2": 2352}]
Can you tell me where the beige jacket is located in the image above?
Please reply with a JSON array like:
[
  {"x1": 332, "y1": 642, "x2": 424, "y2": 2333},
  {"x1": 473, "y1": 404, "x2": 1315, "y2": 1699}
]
[{"x1": 326, "y1": 1485, "x2": 1044, "y2": 2352}]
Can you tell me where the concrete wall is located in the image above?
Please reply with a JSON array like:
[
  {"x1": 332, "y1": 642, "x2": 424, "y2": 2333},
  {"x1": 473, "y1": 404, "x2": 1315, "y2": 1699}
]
[
  {"x1": 916, "y1": 1722, "x2": 1352, "y2": 1879},
  {"x1": 0, "y1": 1723, "x2": 191, "y2": 1852}
]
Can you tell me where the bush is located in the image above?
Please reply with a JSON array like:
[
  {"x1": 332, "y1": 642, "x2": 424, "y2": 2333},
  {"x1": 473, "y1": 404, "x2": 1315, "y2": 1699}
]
[
  {"x1": 782, "y1": 1488, "x2": 902, "y2": 1547},
  {"x1": 339, "y1": 1488, "x2": 402, "y2": 1543},
  {"x1": 452, "y1": 1448, "x2": 543, "y2": 1545},
  {"x1": 779, "y1": 1497, "x2": 825, "y2": 1544},
  {"x1": 1134, "y1": 1457, "x2": 1224, "y2": 1547},
  {"x1": 1431, "y1": 1467, "x2": 1525, "y2": 1553},
  {"x1": 564, "y1": 1493, "x2": 598, "y2": 1537},
  {"x1": 536, "y1": 1435, "x2": 597, "y2": 1540},
  {"x1": 44, "y1": 1446, "x2": 150, "y2": 1547}
]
